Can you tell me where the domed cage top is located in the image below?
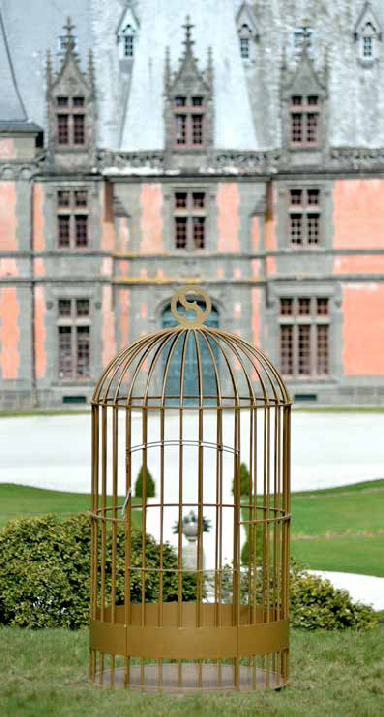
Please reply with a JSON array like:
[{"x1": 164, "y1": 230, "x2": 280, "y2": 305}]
[{"x1": 89, "y1": 285, "x2": 291, "y2": 693}]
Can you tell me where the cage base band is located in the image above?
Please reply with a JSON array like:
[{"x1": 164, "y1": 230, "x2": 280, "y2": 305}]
[
  {"x1": 92, "y1": 663, "x2": 285, "y2": 692},
  {"x1": 90, "y1": 603, "x2": 289, "y2": 659}
]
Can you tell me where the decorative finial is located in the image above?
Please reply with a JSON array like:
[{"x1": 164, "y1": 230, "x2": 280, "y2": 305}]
[
  {"x1": 207, "y1": 46, "x2": 213, "y2": 89},
  {"x1": 46, "y1": 49, "x2": 53, "y2": 90},
  {"x1": 281, "y1": 41, "x2": 287, "y2": 71},
  {"x1": 88, "y1": 50, "x2": 95, "y2": 88},
  {"x1": 165, "y1": 46, "x2": 171, "y2": 93},
  {"x1": 171, "y1": 285, "x2": 212, "y2": 329},
  {"x1": 300, "y1": 19, "x2": 312, "y2": 53},
  {"x1": 63, "y1": 16, "x2": 76, "y2": 52},
  {"x1": 183, "y1": 15, "x2": 195, "y2": 53}
]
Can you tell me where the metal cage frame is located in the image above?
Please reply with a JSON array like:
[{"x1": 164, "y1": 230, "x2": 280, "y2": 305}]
[{"x1": 89, "y1": 285, "x2": 291, "y2": 692}]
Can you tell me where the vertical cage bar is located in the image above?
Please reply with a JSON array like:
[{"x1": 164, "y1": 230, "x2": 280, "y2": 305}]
[
  {"x1": 124, "y1": 406, "x2": 132, "y2": 687},
  {"x1": 110, "y1": 406, "x2": 118, "y2": 686}
]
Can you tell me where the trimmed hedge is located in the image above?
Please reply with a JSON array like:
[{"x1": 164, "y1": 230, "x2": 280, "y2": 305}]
[
  {"x1": 232, "y1": 462, "x2": 252, "y2": 497},
  {"x1": 289, "y1": 561, "x2": 376, "y2": 630},
  {"x1": 0, "y1": 516, "x2": 376, "y2": 631},
  {"x1": 0, "y1": 514, "x2": 197, "y2": 629},
  {"x1": 134, "y1": 466, "x2": 155, "y2": 499}
]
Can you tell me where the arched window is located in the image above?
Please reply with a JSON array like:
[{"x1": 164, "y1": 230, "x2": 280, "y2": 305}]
[{"x1": 162, "y1": 301, "x2": 219, "y2": 403}]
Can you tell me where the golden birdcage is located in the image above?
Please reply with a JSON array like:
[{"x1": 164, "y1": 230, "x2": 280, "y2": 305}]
[{"x1": 89, "y1": 285, "x2": 291, "y2": 692}]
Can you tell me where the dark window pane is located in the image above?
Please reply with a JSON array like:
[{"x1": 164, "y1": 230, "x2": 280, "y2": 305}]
[
  {"x1": 307, "y1": 95, "x2": 319, "y2": 106},
  {"x1": 73, "y1": 114, "x2": 85, "y2": 144},
  {"x1": 298, "y1": 324, "x2": 311, "y2": 375},
  {"x1": 175, "y1": 96, "x2": 186, "y2": 107},
  {"x1": 58, "y1": 190, "x2": 70, "y2": 207},
  {"x1": 193, "y1": 217, "x2": 205, "y2": 249},
  {"x1": 57, "y1": 96, "x2": 68, "y2": 107},
  {"x1": 290, "y1": 189, "x2": 302, "y2": 206},
  {"x1": 280, "y1": 298, "x2": 293, "y2": 316},
  {"x1": 58, "y1": 215, "x2": 70, "y2": 248},
  {"x1": 317, "y1": 298, "x2": 328, "y2": 315},
  {"x1": 175, "y1": 192, "x2": 187, "y2": 209},
  {"x1": 298, "y1": 298, "x2": 311, "y2": 315},
  {"x1": 57, "y1": 114, "x2": 69, "y2": 144},
  {"x1": 59, "y1": 326, "x2": 72, "y2": 377},
  {"x1": 77, "y1": 326, "x2": 90, "y2": 376},
  {"x1": 76, "y1": 299, "x2": 90, "y2": 317},
  {"x1": 290, "y1": 214, "x2": 302, "y2": 244},
  {"x1": 317, "y1": 325, "x2": 329, "y2": 374},
  {"x1": 307, "y1": 189, "x2": 319, "y2": 205},
  {"x1": 240, "y1": 37, "x2": 249, "y2": 58},
  {"x1": 175, "y1": 217, "x2": 187, "y2": 248},
  {"x1": 59, "y1": 299, "x2": 71, "y2": 317},
  {"x1": 291, "y1": 95, "x2": 302, "y2": 106},
  {"x1": 192, "y1": 192, "x2": 205, "y2": 208},
  {"x1": 74, "y1": 190, "x2": 88, "y2": 206},
  {"x1": 124, "y1": 34, "x2": 134, "y2": 57},
  {"x1": 192, "y1": 114, "x2": 204, "y2": 145},
  {"x1": 75, "y1": 215, "x2": 88, "y2": 247},
  {"x1": 306, "y1": 113, "x2": 318, "y2": 143},
  {"x1": 73, "y1": 96, "x2": 85, "y2": 107},
  {"x1": 280, "y1": 325, "x2": 293, "y2": 375},
  {"x1": 192, "y1": 96, "x2": 204, "y2": 106},
  {"x1": 291, "y1": 113, "x2": 302, "y2": 143},
  {"x1": 175, "y1": 114, "x2": 187, "y2": 145},
  {"x1": 307, "y1": 213, "x2": 320, "y2": 244}
]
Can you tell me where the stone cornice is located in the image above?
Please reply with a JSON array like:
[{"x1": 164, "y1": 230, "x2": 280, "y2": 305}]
[{"x1": 3, "y1": 146, "x2": 384, "y2": 180}]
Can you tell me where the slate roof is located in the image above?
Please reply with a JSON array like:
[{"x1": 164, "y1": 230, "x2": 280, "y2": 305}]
[
  {"x1": 0, "y1": 7, "x2": 27, "y2": 122},
  {"x1": 0, "y1": 0, "x2": 92, "y2": 127}
]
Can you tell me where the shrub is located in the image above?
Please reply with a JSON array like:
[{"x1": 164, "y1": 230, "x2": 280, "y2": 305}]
[
  {"x1": 134, "y1": 465, "x2": 155, "y2": 499},
  {"x1": 289, "y1": 562, "x2": 376, "y2": 630},
  {"x1": 0, "y1": 514, "x2": 197, "y2": 629},
  {"x1": 232, "y1": 462, "x2": 251, "y2": 497},
  {"x1": 221, "y1": 559, "x2": 375, "y2": 630}
]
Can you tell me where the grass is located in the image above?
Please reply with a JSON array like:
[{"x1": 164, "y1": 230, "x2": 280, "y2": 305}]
[
  {"x1": 2, "y1": 479, "x2": 384, "y2": 576},
  {"x1": 0, "y1": 484, "x2": 142, "y2": 531},
  {"x1": 291, "y1": 534, "x2": 384, "y2": 577},
  {"x1": 0, "y1": 627, "x2": 383, "y2": 716},
  {"x1": 239, "y1": 478, "x2": 384, "y2": 577}
]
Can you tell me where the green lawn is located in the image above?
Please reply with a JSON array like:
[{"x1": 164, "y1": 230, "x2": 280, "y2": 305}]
[
  {"x1": 2, "y1": 479, "x2": 384, "y2": 576},
  {"x1": 0, "y1": 484, "x2": 142, "y2": 531},
  {"x1": 0, "y1": 627, "x2": 383, "y2": 716}
]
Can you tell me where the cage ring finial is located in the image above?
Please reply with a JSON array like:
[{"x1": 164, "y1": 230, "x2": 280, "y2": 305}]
[{"x1": 171, "y1": 284, "x2": 212, "y2": 328}]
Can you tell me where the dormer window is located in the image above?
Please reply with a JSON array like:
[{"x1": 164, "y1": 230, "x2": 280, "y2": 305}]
[
  {"x1": 354, "y1": 5, "x2": 382, "y2": 64},
  {"x1": 56, "y1": 95, "x2": 86, "y2": 147},
  {"x1": 174, "y1": 96, "x2": 205, "y2": 148},
  {"x1": 124, "y1": 33, "x2": 134, "y2": 58},
  {"x1": 359, "y1": 22, "x2": 377, "y2": 60},
  {"x1": 290, "y1": 95, "x2": 320, "y2": 146},
  {"x1": 240, "y1": 36, "x2": 250, "y2": 59},
  {"x1": 120, "y1": 25, "x2": 136, "y2": 58},
  {"x1": 236, "y1": 4, "x2": 258, "y2": 61}
]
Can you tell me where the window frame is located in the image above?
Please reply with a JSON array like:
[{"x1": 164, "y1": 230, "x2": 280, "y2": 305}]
[
  {"x1": 278, "y1": 296, "x2": 330, "y2": 379},
  {"x1": 56, "y1": 95, "x2": 87, "y2": 148},
  {"x1": 289, "y1": 94, "x2": 321, "y2": 148},
  {"x1": 57, "y1": 298, "x2": 91, "y2": 381},
  {"x1": 288, "y1": 187, "x2": 321, "y2": 248},
  {"x1": 173, "y1": 189, "x2": 207, "y2": 250},
  {"x1": 57, "y1": 188, "x2": 89, "y2": 250},
  {"x1": 173, "y1": 95, "x2": 206, "y2": 149}
]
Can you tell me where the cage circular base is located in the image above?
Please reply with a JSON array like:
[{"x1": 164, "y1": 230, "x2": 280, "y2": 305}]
[{"x1": 93, "y1": 663, "x2": 284, "y2": 693}]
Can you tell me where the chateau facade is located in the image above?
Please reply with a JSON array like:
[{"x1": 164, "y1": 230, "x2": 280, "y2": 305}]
[{"x1": 1, "y1": 0, "x2": 384, "y2": 407}]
